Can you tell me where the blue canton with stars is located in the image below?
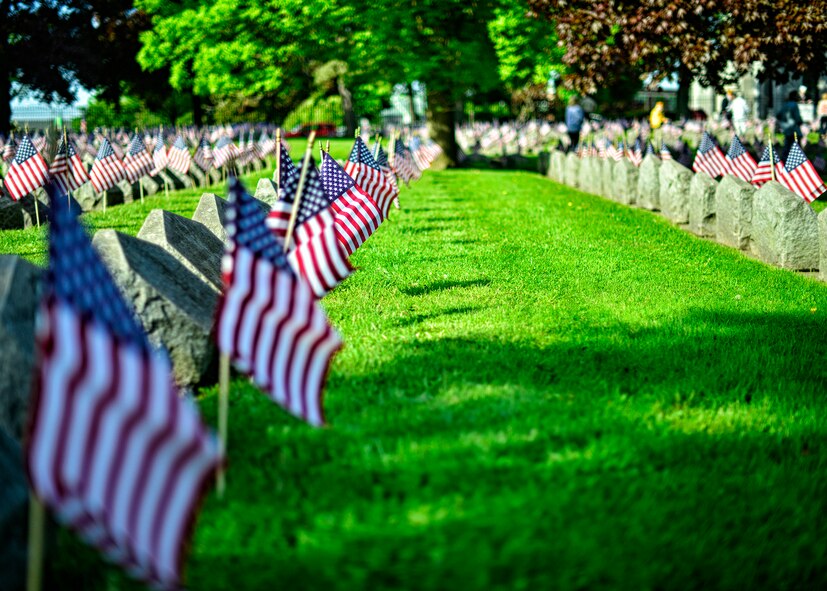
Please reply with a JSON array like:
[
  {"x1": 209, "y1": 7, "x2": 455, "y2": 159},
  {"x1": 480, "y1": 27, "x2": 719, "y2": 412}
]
[
  {"x1": 785, "y1": 142, "x2": 808, "y2": 171},
  {"x1": 14, "y1": 135, "x2": 39, "y2": 164},
  {"x1": 279, "y1": 156, "x2": 333, "y2": 224},
  {"x1": 227, "y1": 177, "x2": 288, "y2": 267},
  {"x1": 374, "y1": 144, "x2": 389, "y2": 167},
  {"x1": 348, "y1": 137, "x2": 381, "y2": 171},
  {"x1": 128, "y1": 134, "x2": 147, "y2": 156},
  {"x1": 698, "y1": 132, "x2": 717, "y2": 155},
  {"x1": 173, "y1": 135, "x2": 188, "y2": 151},
  {"x1": 645, "y1": 141, "x2": 655, "y2": 156},
  {"x1": 320, "y1": 152, "x2": 356, "y2": 199},
  {"x1": 95, "y1": 138, "x2": 115, "y2": 161},
  {"x1": 279, "y1": 148, "x2": 298, "y2": 186},
  {"x1": 727, "y1": 135, "x2": 747, "y2": 159},
  {"x1": 394, "y1": 138, "x2": 408, "y2": 157},
  {"x1": 758, "y1": 145, "x2": 781, "y2": 165},
  {"x1": 44, "y1": 182, "x2": 148, "y2": 346},
  {"x1": 55, "y1": 138, "x2": 78, "y2": 159}
]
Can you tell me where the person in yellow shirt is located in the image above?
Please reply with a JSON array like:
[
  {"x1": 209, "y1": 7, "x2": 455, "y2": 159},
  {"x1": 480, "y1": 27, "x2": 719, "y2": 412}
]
[{"x1": 649, "y1": 101, "x2": 667, "y2": 130}]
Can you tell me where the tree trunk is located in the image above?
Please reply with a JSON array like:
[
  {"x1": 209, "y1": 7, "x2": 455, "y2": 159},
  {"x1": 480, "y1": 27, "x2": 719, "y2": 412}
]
[
  {"x1": 426, "y1": 89, "x2": 457, "y2": 166},
  {"x1": 337, "y1": 77, "x2": 356, "y2": 137},
  {"x1": 676, "y1": 64, "x2": 691, "y2": 119},
  {"x1": 192, "y1": 92, "x2": 203, "y2": 126}
]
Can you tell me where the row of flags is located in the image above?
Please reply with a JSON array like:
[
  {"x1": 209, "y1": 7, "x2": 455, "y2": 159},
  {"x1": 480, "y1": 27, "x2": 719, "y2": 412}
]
[
  {"x1": 569, "y1": 131, "x2": 826, "y2": 204},
  {"x1": 25, "y1": 132, "x2": 441, "y2": 590}
]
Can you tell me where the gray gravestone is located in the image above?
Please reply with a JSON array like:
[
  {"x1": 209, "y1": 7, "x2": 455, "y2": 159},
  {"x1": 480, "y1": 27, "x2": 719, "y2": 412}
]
[
  {"x1": 751, "y1": 181, "x2": 819, "y2": 270},
  {"x1": 601, "y1": 157, "x2": 615, "y2": 200},
  {"x1": 659, "y1": 160, "x2": 692, "y2": 223},
  {"x1": 564, "y1": 153, "x2": 580, "y2": 189},
  {"x1": 92, "y1": 230, "x2": 218, "y2": 385},
  {"x1": 715, "y1": 175, "x2": 755, "y2": 250},
  {"x1": 166, "y1": 169, "x2": 193, "y2": 189},
  {"x1": 208, "y1": 168, "x2": 222, "y2": 186},
  {"x1": 637, "y1": 154, "x2": 661, "y2": 210},
  {"x1": 820, "y1": 210, "x2": 827, "y2": 281},
  {"x1": 614, "y1": 159, "x2": 639, "y2": 205},
  {"x1": 0, "y1": 198, "x2": 25, "y2": 230},
  {"x1": 0, "y1": 256, "x2": 42, "y2": 441},
  {"x1": 689, "y1": 173, "x2": 718, "y2": 237},
  {"x1": 0, "y1": 430, "x2": 29, "y2": 591},
  {"x1": 550, "y1": 151, "x2": 566, "y2": 183},
  {"x1": 577, "y1": 157, "x2": 595, "y2": 194},
  {"x1": 140, "y1": 176, "x2": 160, "y2": 196},
  {"x1": 137, "y1": 209, "x2": 224, "y2": 292},
  {"x1": 255, "y1": 178, "x2": 279, "y2": 207},
  {"x1": 192, "y1": 193, "x2": 229, "y2": 243}
]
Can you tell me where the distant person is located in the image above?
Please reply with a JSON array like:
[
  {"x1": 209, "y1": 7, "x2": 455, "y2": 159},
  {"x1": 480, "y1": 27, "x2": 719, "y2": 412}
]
[
  {"x1": 728, "y1": 91, "x2": 750, "y2": 136},
  {"x1": 720, "y1": 90, "x2": 733, "y2": 123},
  {"x1": 817, "y1": 93, "x2": 827, "y2": 135},
  {"x1": 777, "y1": 90, "x2": 803, "y2": 162},
  {"x1": 565, "y1": 97, "x2": 584, "y2": 152},
  {"x1": 649, "y1": 101, "x2": 667, "y2": 130}
]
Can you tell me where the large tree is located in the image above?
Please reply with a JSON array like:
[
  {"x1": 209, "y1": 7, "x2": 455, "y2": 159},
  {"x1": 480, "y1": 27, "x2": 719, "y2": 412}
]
[
  {"x1": 528, "y1": 0, "x2": 827, "y2": 117},
  {"x1": 0, "y1": 0, "x2": 98, "y2": 135}
]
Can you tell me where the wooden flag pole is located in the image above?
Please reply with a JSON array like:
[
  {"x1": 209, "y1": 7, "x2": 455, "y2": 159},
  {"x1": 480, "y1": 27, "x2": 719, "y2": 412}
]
[
  {"x1": 326, "y1": 139, "x2": 331, "y2": 153},
  {"x1": 388, "y1": 131, "x2": 397, "y2": 167},
  {"x1": 275, "y1": 129, "x2": 281, "y2": 195},
  {"x1": 103, "y1": 190, "x2": 107, "y2": 214},
  {"x1": 283, "y1": 131, "x2": 317, "y2": 253},
  {"x1": 768, "y1": 130, "x2": 777, "y2": 183},
  {"x1": 27, "y1": 492, "x2": 45, "y2": 591},
  {"x1": 216, "y1": 352, "x2": 230, "y2": 499},
  {"x1": 373, "y1": 134, "x2": 381, "y2": 159},
  {"x1": 33, "y1": 194, "x2": 40, "y2": 228},
  {"x1": 63, "y1": 127, "x2": 71, "y2": 207}
]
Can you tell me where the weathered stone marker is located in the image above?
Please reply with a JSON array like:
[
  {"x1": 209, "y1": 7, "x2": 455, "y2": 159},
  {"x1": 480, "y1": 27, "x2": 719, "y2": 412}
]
[
  {"x1": 577, "y1": 157, "x2": 595, "y2": 194},
  {"x1": 751, "y1": 181, "x2": 819, "y2": 270},
  {"x1": 255, "y1": 178, "x2": 280, "y2": 207},
  {"x1": 192, "y1": 193, "x2": 230, "y2": 243},
  {"x1": 715, "y1": 175, "x2": 755, "y2": 250},
  {"x1": 0, "y1": 255, "x2": 42, "y2": 440},
  {"x1": 137, "y1": 209, "x2": 224, "y2": 292},
  {"x1": 613, "y1": 159, "x2": 639, "y2": 205},
  {"x1": 550, "y1": 151, "x2": 566, "y2": 183},
  {"x1": 564, "y1": 153, "x2": 580, "y2": 189},
  {"x1": 659, "y1": 160, "x2": 692, "y2": 223},
  {"x1": 601, "y1": 157, "x2": 615, "y2": 200},
  {"x1": 92, "y1": 230, "x2": 218, "y2": 385},
  {"x1": 637, "y1": 154, "x2": 661, "y2": 210},
  {"x1": 0, "y1": 430, "x2": 30, "y2": 591},
  {"x1": 688, "y1": 173, "x2": 718, "y2": 237}
]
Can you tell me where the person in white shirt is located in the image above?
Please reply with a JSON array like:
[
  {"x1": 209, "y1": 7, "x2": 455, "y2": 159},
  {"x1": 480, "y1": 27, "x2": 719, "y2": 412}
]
[{"x1": 727, "y1": 91, "x2": 750, "y2": 136}]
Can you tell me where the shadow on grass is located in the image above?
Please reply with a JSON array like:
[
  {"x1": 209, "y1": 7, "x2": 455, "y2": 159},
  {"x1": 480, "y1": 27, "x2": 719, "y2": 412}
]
[
  {"x1": 395, "y1": 305, "x2": 482, "y2": 327},
  {"x1": 399, "y1": 279, "x2": 491, "y2": 296}
]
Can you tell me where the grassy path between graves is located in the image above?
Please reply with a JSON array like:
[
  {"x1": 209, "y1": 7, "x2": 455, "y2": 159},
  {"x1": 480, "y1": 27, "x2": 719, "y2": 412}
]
[{"x1": 9, "y1": 158, "x2": 827, "y2": 589}]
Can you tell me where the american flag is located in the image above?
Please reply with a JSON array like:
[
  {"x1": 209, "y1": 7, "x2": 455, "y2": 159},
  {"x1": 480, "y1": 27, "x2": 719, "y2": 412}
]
[
  {"x1": 268, "y1": 156, "x2": 353, "y2": 298},
  {"x1": 373, "y1": 143, "x2": 400, "y2": 209},
  {"x1": 724, "y1": 135, "x2": 758, "y2": 182},
  {"x1": 213, "y1": 136, "x2": 239, "y2": 169},
  {"x1": 344, "y1": 138, "x2": 396, "y2": 220},
  {"x1": 259, "y1": 132, "x2": 276, "y2": 157},
  {"x1": 645, "y1": 141, "x2": 656, "y2": 157},
  {"x1": 193, "y1": 136, "x2": 213, "y2": 171},
  {"x1": 627, "y1": 138, "x2": 643, "y2": 167},
  {"x1": 28, "y1": 183, "x2": 222, "y2": 590},
  {"x1": 692, "y1": 132, "x2": 727, "y2": 178},
  {"x1": 89, "y1": 138, "x2": 126, "y2": 193},
  {"x1": 613, "y1": 140, "x2": 625, "y2": 162},
  {"x1": 49, "y1": 138, "x2": 90, "y2": 193},
  {"x1": 660, "y1": 142, "x2": 673, "y2": 161},
  {"x1": 216, "y1": 177, "x2": 342, "y2": 426},
  {"x1": 167, "y1": 135, "x2": 192, "y2": 175},
  {"x1": 122, "y1": 134, "x2": 154, "y2": 183},
  {"x1": 392, "y1": 138, "x2": 419, "y2": 185},
  {"x1": 2, "y1": 137, "x2": 16, "y2": 162},
  {"x1": 3, "y1": 135, "x2": 49, "y2": 201},
  {"x1": 750, "y1": 145, "x2": 785, "y2": 187},
  {"x1": 152, "y1": 134, "x2": 167, "y2": 174},
  {"x1": 779, "y1": 142, "x2": 826, "y2": 203},
  {"x1": 320, "y1": 151, "x2": 383, "y2": 256}
]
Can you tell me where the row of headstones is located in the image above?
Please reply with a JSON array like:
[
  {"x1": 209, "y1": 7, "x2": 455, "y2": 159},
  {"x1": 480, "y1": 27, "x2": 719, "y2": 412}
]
[
  {"x1": 0, "y1": 156, "x2": 270, "y2": 231},
  {"x1": 547, "y1": 151, "x2": 827, "y2": 280},
  {"x1": 0, "y1": 177, "x2": 284, "y2": 584}
]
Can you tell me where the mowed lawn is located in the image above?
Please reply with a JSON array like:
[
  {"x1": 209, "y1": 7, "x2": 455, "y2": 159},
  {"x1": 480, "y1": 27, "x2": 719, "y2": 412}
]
[{"x1": 5, "y1": 156, "x2": 827, "y2": 589}]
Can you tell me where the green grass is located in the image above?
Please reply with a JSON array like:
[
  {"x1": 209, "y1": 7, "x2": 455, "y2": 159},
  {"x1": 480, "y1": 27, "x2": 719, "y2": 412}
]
[{"x1": 10, "y1": 163, "x2": 827, "y2": 589}]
